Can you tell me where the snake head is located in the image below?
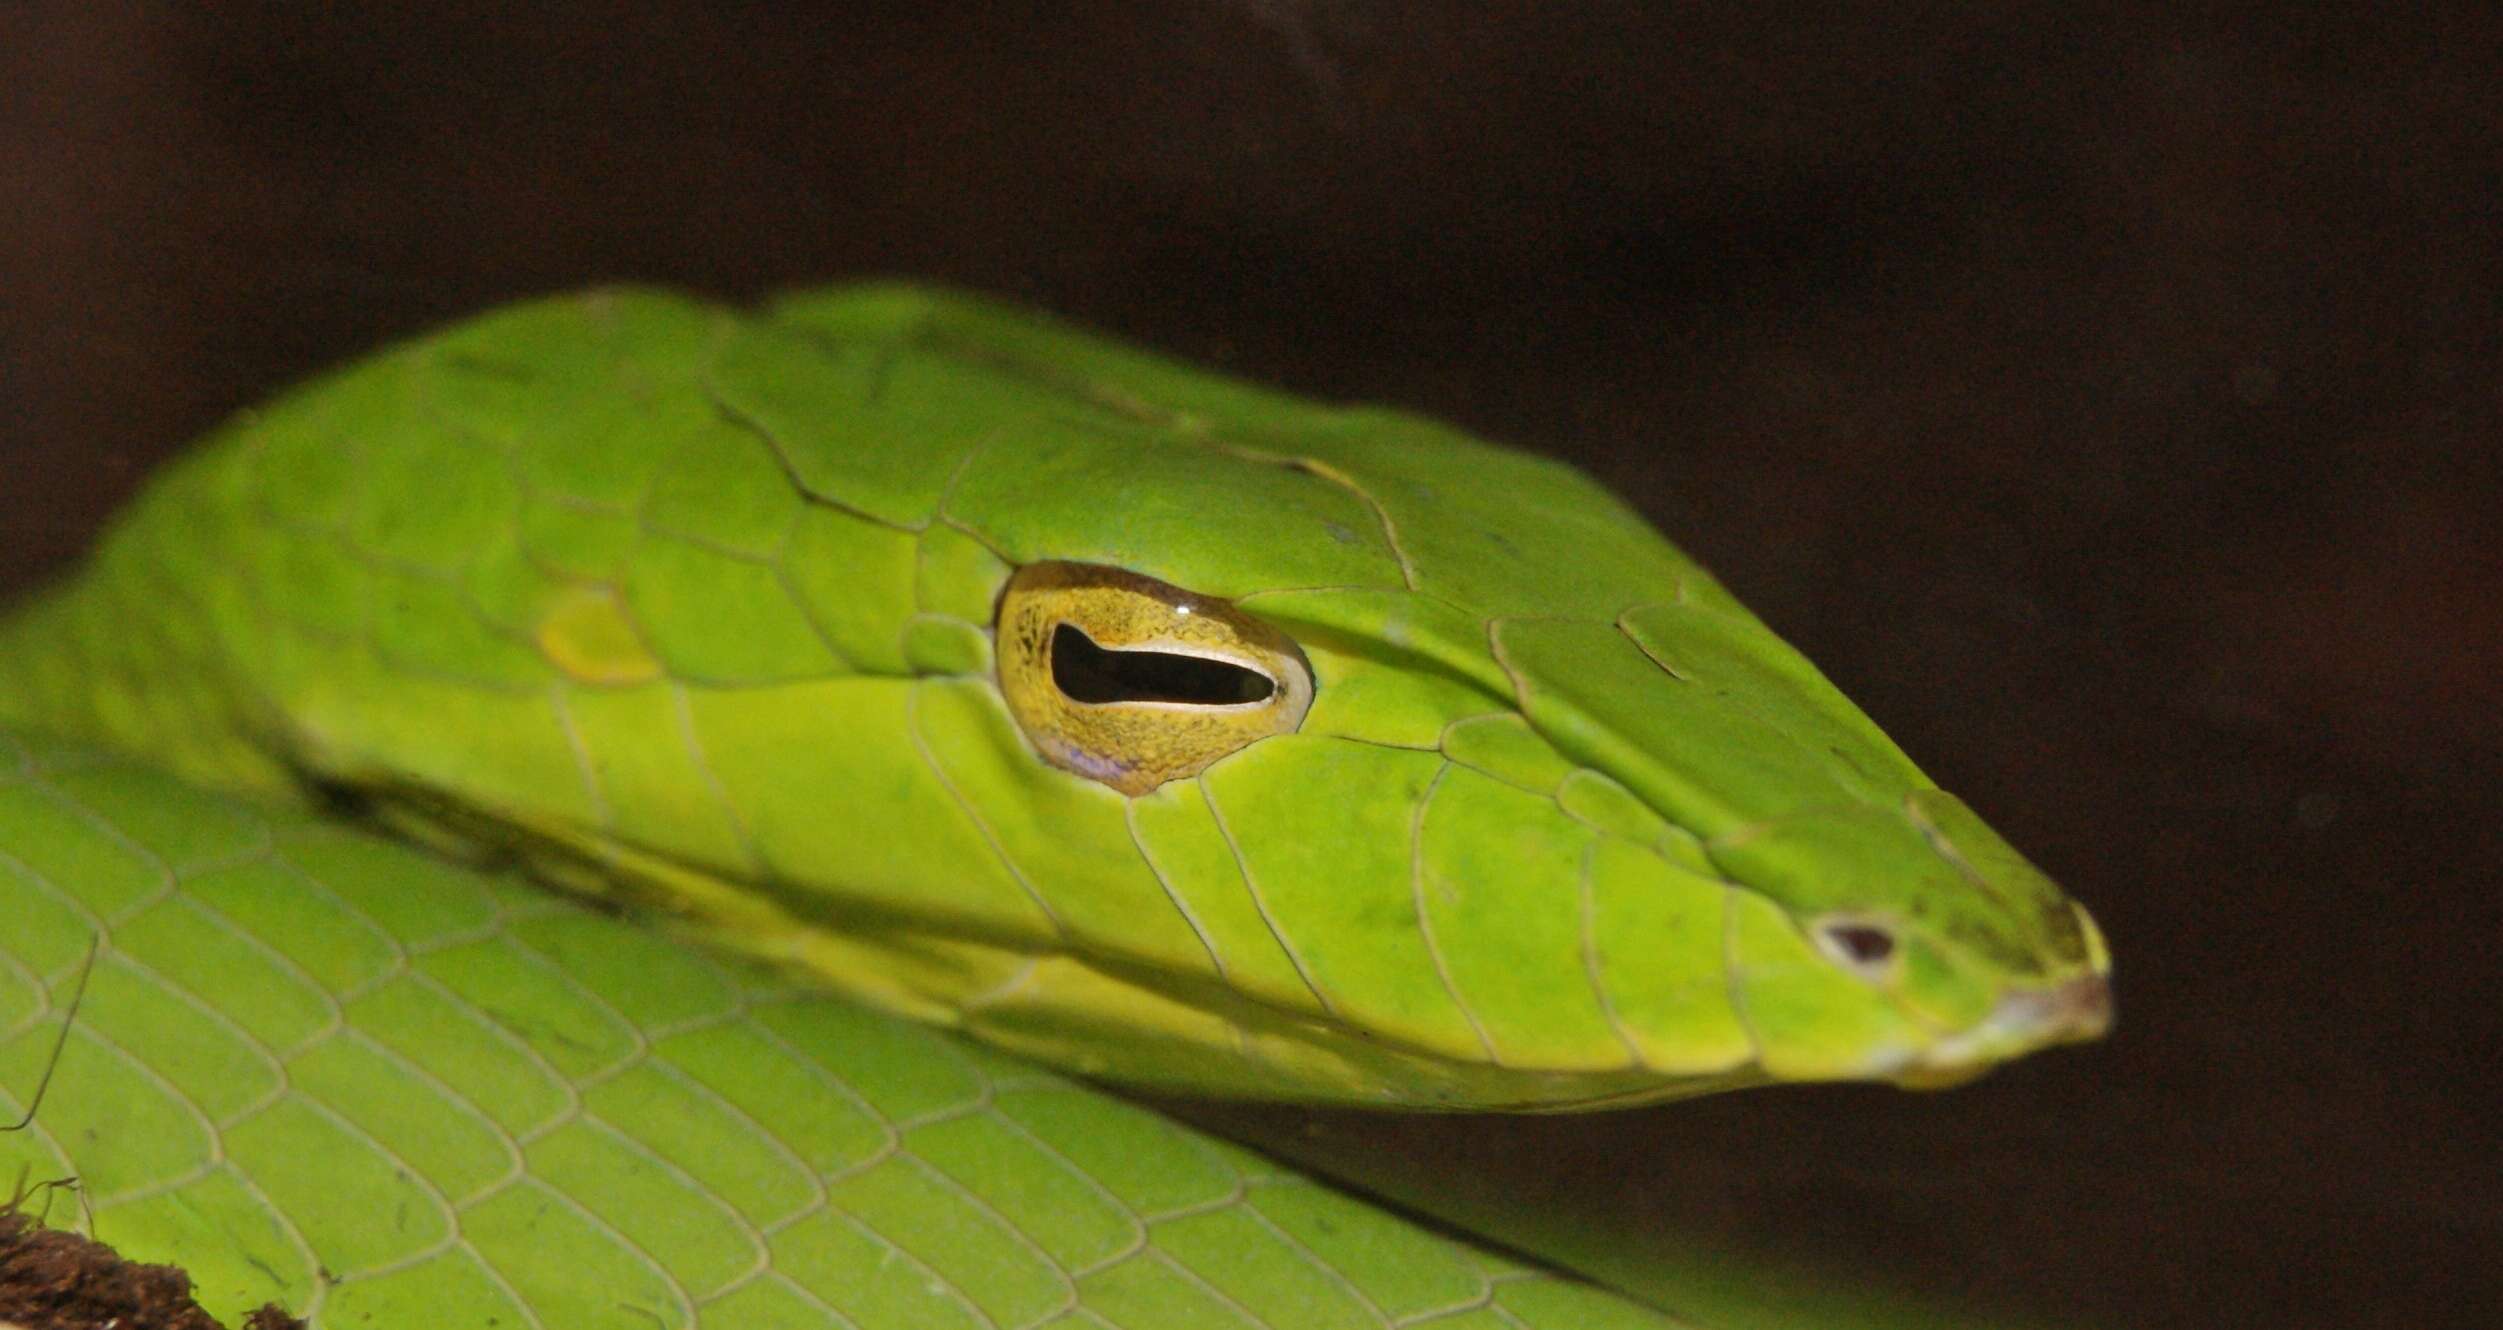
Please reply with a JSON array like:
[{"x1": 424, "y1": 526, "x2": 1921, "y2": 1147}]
[
  {"x1": 99, "y1": 285, "x2": 2110, "y2": 1111},
  {"x1": 969, "y1": 382, "x2": 2113, "y2": 1106}
]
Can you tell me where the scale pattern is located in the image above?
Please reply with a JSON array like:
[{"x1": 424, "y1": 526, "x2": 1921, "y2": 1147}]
[
  {"x1": 0, "y1": 286, "x2": 1953, "y2": 1104},
  {"x1": 0, "y1": 728, "x2": 1691, "y2": 1329}
]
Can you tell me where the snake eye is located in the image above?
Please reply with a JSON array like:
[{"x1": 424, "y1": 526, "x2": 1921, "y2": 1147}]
[
  {"x1": 996, "y1": 562, "x2": 1313, "y2": 794},
  {"x1": 1050, "y1": 623, "x2": 1277, "y2": 706},
  {"x1": 1814, "y1": 918, "x2": 1900, "y2": 976}
]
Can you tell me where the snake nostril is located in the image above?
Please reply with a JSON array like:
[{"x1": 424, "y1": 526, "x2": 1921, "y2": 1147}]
[{"x1": 1816, "y1": 920, "x2": 1898, "y2": 971}]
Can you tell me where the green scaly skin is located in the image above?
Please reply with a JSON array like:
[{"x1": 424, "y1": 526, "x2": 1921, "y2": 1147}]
[
  {"x1": 0, "y1": 285, "x2": 2106, "y2": 1113},
  {"x1": 0, "y1": 725, "x2": 1714, "y2": 1329},
  {"x1": 0, "y1": 285, "x2": 2116, "y2": 1329}
]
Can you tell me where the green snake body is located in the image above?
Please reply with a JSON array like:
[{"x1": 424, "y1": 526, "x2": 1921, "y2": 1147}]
[{"x1": 0, "y1": 286, "x2": 2108, "y2": 1326}]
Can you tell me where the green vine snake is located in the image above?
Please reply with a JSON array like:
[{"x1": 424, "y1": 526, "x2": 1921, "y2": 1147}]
[{"x1": 0, "y1": 285, "x2": 2110, "y2": 1328}]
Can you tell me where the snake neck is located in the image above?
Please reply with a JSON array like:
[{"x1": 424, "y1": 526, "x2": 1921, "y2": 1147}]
[{"x1": 0, "y1": 482, "x2": 294, "y2": 800}]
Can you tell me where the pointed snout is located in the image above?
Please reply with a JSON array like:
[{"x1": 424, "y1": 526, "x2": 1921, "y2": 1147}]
[{"x1": 1891, "y1": 969, "x2": 2115, "y2": 1088}]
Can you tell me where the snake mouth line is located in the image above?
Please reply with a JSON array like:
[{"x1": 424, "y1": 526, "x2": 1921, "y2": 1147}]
[{"x1": 1890, "y1": 972, "x2": 2114, "y2": 1088}]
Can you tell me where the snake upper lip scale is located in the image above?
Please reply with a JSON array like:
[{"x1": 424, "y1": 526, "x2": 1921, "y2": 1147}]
[{"x1": 1888, "y1": 972, "x2": 2116, "y2": 1089}]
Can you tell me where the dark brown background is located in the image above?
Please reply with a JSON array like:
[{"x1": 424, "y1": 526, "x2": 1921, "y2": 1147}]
[{"x1": 2, "y1": 6, "x2": 2494, "y2": 1329}]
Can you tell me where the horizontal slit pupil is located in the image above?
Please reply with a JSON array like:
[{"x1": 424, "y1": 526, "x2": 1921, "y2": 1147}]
[{"x1": 1051, "y1": 622, "x2": 1274, "y2": 706}]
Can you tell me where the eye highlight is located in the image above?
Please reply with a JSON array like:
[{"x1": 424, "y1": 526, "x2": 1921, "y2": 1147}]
[{"x1": 996, "y1": 562, "x2": 1314, "y2": 794}]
